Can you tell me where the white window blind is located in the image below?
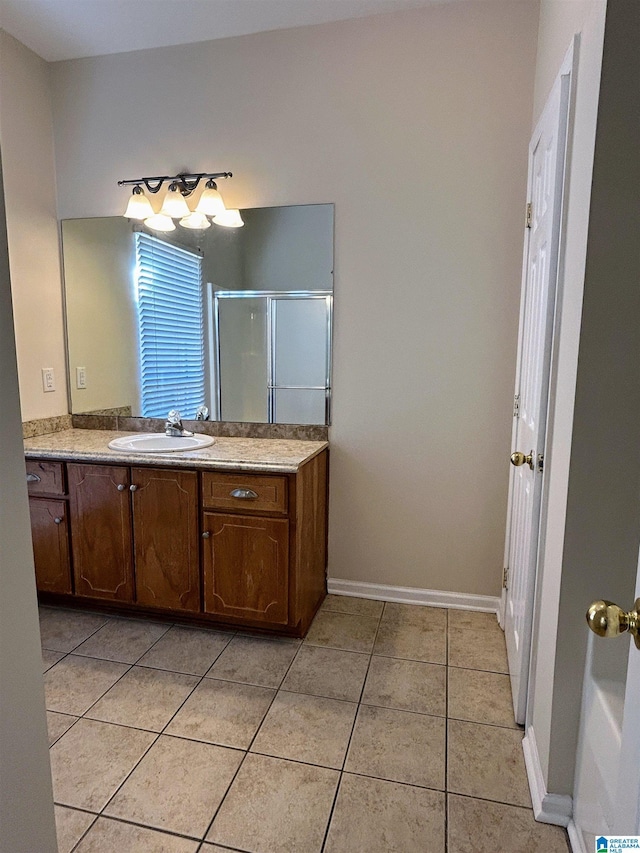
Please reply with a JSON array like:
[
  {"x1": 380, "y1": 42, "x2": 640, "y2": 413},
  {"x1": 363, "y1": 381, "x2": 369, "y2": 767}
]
[{"x1": 135, "y1": 232, "x2": 205, "y2": 418}]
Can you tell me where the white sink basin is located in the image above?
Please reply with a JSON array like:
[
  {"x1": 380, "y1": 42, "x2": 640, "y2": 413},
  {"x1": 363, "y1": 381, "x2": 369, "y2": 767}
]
[{"x1": 108, "y1": 433, "x2": 215, "y2": 453}]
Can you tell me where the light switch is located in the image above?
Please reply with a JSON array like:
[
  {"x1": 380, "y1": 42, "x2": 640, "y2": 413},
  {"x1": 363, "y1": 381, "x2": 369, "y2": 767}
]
[
  {"x1": 76, "y1": 367, "x2": 87, "y2": 389},
  {"x1": 41, "y1": 367, "x2": 55, "y2": 392}
]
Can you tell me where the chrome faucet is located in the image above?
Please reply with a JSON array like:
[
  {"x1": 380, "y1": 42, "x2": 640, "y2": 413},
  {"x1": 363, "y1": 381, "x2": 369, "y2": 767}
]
[
  {"x1": 164, "y1": 410, "x2": 194, "y2": 437},
  {"x1": 195, "y1": 405, "x2": 209, "y2": 421}
]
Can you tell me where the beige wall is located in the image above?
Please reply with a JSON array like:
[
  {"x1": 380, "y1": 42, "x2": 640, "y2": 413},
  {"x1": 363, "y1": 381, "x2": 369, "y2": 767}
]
[
  {"x1": 526, "y1": 0, "x2": 607, "y2": 794},
  {"x1": 49, "y1": 2, "x2": 539, "y2": 597},
  {"x1": 0, "y1": 157, "x2": 57, "y2": 852},
  {"x1": 0, "y1": 32, "x2": 67, "y2": 421}
]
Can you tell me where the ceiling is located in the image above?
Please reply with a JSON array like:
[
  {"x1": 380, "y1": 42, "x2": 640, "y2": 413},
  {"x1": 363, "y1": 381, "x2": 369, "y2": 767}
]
[{"x1": 0, "y1": 0, "x2": 442, "y2": 62}]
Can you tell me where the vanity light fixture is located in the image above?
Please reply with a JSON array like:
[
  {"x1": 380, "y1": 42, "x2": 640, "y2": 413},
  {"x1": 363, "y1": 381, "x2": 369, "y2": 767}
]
[
  {"x1": 123, "y1": 185, "x2": 155, "y2": 220},
  {"x1": 159, "y1": 183, "x2": 191, "y2": 219},
  {"x1": 118, "y1": 171, "x2": 243, "y2": 231},
  {"x1": 195, "y1": 179, "x2": 226, "y2": 217},
  {"x1": 143, "y1": 213, "x2": 176, "y2": 232},
  {"x1": 180, "y1": 211, "x2": 211, "y2": 230},
  {"x1": 213, "y1": 208, "x2": 245, "y2": 228}
]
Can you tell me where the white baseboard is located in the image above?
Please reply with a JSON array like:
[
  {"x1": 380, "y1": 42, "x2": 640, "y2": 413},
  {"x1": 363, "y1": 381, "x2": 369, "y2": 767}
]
[
  {"x1": 522, "y1": 726, "x2": 573, "y2": 827},
  {"x1": 567, "y1": 820, "x2": 588, "y2": 853},
  {"x1": 326, "y1": 578, "x2": 499, "y2": 613}
]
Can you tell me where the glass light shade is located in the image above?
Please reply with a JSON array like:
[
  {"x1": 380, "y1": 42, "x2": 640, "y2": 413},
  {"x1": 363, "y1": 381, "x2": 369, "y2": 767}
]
[
  {"x1": 144, "y1": 213, "x2": 176, "y2": 232},
  {"x1": 159, "y1": 185, "x2": 191, "y2": 218},
  {"x1": 123, "y1": 187, "x2": 154, "y2": 219},
  {"x1": 195, "y1": 184, "x2": 225, "y2": 217},
  {"x1": 180, "y1": 212, "x2": 211, "y2": 230},
  {"x1": 213, "y1": 208, "x2": 244, "y2": 228}
]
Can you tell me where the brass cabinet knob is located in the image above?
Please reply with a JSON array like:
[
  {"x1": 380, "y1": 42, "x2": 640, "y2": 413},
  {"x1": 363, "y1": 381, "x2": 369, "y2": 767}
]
[
  {"x1": 586, "y1": 598, "x2": 640, "y2": 650},
  {"x1": 510, "y1": 450, "x2": 534, "y2": 470}
]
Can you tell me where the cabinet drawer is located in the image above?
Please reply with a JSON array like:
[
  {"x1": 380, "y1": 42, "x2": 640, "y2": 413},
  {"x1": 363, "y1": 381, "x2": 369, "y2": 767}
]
[
  {"x1": 26, "y1": 460, "x2": 65, "y2": 495},
  {"x1": 201, "y1": 472, "x2": 288, "y2": 514}
]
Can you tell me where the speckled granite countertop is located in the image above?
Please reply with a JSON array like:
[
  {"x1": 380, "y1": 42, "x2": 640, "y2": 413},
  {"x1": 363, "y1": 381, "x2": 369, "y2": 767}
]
[{"x1": 24, "y1": 429, "x2": 328, "y2": 473}]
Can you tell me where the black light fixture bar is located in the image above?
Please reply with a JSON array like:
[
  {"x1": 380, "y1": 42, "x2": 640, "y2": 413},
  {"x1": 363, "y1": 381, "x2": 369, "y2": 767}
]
[{"x1": 118, "y1": 171, "x2": 232, "y2": 196}]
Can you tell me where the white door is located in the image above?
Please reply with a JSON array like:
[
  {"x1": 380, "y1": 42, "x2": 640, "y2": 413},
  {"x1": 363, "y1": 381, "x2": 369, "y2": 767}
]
[
  {"x1": 570, "y1": 565, "x2": 640, "y2": 852},
  {"x1": 504, "y1": 67, "x2": 571, "y2": 724}
]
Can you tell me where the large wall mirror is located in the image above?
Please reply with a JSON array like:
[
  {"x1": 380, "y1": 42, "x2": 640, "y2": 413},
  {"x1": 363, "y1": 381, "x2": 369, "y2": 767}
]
[{"x1": 61, "y1": 204, "x2": 334, "y2": 425}]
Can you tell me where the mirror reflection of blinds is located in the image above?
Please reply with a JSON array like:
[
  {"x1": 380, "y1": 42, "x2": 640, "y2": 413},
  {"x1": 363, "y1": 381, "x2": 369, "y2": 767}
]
[{"x1": 135, "y1": 232, "x2": 205, "y2": 419}]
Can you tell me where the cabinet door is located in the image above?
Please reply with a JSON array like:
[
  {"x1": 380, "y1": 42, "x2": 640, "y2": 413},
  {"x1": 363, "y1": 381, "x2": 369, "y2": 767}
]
[
  {"x1": 203, "y1": 512, "x2": 289, "y2": 625},
  {"x1": 68, "y1": 463, "x2": 134, "y2": 601},
  {"x1": 29, "y1": 498, "x2": 71, "y2": 594},
  {"x1": 132, "y1": 467, "x2": 200, "y2": 612}
]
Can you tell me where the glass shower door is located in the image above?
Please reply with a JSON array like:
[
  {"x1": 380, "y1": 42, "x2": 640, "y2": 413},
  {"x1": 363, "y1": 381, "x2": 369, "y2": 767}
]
[
  {"x1": 217, "y1": 297, "x2": 268, "y2": 422},
  {"x1": 270, "y1": 296, "x2": 331, "y2": 424}
]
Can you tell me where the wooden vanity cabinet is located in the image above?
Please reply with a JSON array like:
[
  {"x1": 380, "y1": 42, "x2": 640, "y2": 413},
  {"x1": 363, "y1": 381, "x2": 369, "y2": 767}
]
[
  {"x1": 67, "y1": 463, "x2": 199, "y2": 611},
  {"x1": 30, "y1": 447, "x2": 328, "y2": 636},
  {"x1": 26, "y1": 461, "x2": 71, "y2": 594}
]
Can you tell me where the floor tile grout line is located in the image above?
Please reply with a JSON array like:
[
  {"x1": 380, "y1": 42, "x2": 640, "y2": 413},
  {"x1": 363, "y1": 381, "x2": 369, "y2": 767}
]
[
  {"x1": 64, "y1": 628, "x2": 221, "y2": 835},
  {"x1": 319, "y1": 600, "x2": 385, "y2": 853},
  {"x1": 447, "y1": 790, "x2": 550, "y2": 812},
  {"x1": 321, "y1": 766, "x2": 446, "y2": 794},
  {"x1": 47, "y1": 713, "x2": 83, "y2": 749},
  {"x1": 367, "y1": 651, "x2": 448, "y2": 665},
  {"x1": 92, "y1": 664, "x2": 228, "y2": 832},
  {"x1": 42, "y1": 649, "x2": 72, "y2": 672},
  {"x1": 44, "y1": 617, "x2": 179, "y2": 721},
  {"x1": 92, "y1": 729, "x2": 164, "y2": 820},
  {"x1": 39, "y1": 605, "x2": 112, "y2": 653},
  {"x1": 199, "y1": 639, "x2": 304, "y2": 846},
  {"x1": 71, "y1": 618, "x2": 175, "y2": 668},
  {"x1": 320, "y1": 603, "x2": 385, "y2": 619},
  {"x1": 46, "y1": 657, "x2": 136, "y2": 721},
  {"x1": 67, "y1": 809, "x2": 220, "y2": 847},
  {"x1": 73, "y1": 626, "x2": 236, "y2": 732},
  {"x1": 68, "y1": 811, "x2": 99, "y2": 853},
  {"x1": 73, "y1": 660, "x2": 136, "y2": 719}
]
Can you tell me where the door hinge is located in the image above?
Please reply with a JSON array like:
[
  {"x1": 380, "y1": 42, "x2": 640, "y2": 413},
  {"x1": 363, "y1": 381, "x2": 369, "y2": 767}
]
[
  {"x1": 525, "y1": 202, "x2": 532, "y2": 229},
  {"x1": 513, "y1": 394, "x2": 520, "y2": 418},
  {"x1": 503, "y1": 567, "x2": 509, "y2": 590}
]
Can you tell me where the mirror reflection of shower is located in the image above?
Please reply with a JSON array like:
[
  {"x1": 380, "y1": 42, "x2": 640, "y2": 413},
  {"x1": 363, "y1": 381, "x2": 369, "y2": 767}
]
[{"x1": 211, "y1": 290, "x2": 332, "y2": 425}]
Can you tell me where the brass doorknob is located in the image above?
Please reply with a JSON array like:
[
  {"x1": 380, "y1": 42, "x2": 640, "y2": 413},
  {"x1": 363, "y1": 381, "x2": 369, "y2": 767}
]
[
  {"x1": 586, "y1": 599, "x2": 640, "y2": 650},
  {"x1": 510, "y1": 451, "x2": 534, "y2": 470}
]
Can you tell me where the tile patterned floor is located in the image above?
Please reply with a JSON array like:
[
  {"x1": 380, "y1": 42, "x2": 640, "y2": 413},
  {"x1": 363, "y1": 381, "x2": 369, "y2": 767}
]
[{"x1": 40, "y1": 597, "x2": 571, "y2": 853}]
